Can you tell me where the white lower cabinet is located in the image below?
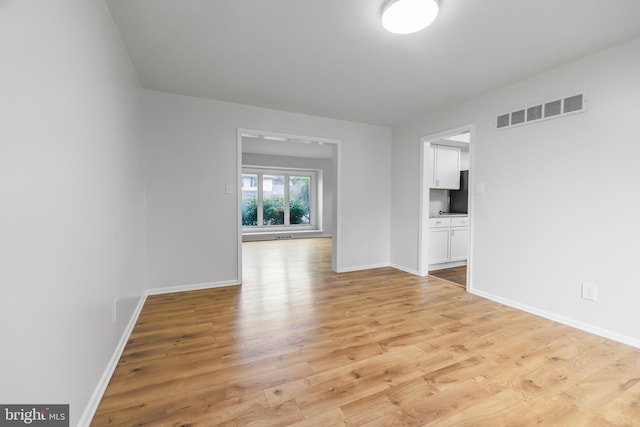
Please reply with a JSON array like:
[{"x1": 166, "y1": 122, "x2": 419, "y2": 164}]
[
  {"x1": 428, "y1": 228, "x2": 450, "y2": 264},
  {"x1": 449, "y1": 227, "x2": 469, "y2": 261},
  {"x1": 428, "y1": 216, "x2": 468, "y2": 265}
]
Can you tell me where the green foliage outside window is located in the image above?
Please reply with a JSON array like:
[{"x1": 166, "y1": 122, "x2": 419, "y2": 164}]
[
  {"x1": 243, "y1": 197, "x2": 296, "y2": 226},
  {"x1": 242, "y1": 198, "x2": 258, "y2": 226},
  {"x1": 289, "y1": 176, "x2": 310, "y2": 225},
  {"x1": 263, "y1": 197, "x2": 285, "y2": 225},
  {"x1": 289, "y1": 199, "x2": 310, "y2": 225}
]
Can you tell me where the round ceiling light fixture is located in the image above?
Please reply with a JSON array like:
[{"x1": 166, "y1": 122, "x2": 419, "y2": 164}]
[{"x1": 381, "y1": 0, "x2": 439, "y2": 34}]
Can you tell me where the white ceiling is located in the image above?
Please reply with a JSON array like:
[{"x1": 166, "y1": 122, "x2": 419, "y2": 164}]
[
  {"x1": 243, "y1": 136, "x2": 334, "y2": 159},
  {"x1": 106, "y1": 0, "x2": 640, "y2": 126}
]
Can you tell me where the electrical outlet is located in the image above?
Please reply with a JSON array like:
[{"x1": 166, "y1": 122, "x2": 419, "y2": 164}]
[
  {"x1": 581, "y1": 282, "x2": 597, "y2": 301},
  {"x1": 113, "y1": 299, "x2": 119, "y2": 322}
]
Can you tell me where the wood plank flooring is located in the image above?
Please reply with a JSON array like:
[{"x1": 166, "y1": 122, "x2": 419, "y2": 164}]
[
  {"x1": 429, "y1": 266, "x2": 467, "y2": 288},
  {"x1": 92, "y1": 238, "x2": 640, "y2": 426}
]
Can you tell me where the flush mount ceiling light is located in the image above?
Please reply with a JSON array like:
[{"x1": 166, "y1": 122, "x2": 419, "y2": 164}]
[{"x1": 382, "y1": 0, "x2": 439, "y2": 34}]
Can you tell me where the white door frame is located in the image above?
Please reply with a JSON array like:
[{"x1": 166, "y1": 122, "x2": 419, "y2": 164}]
[
  {"x1": 418, "y1": 124, "x2": 475, "y2": 291},
  {"x1": 236, "y1": 128, "x2": 342, "y2": 282}
]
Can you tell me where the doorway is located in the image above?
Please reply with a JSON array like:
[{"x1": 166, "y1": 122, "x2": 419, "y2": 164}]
[
  {"x1": 236, "y1": 129, "x2": 340, "y2": 283},
  {"x1": 418, "y1": 125, "x2": 474, "y2": 290}
]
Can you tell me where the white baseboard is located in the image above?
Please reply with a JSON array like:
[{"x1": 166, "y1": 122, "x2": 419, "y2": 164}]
[
  {"x1": 337, "y1": 262, "x2": 390, "y2": 273},
  {"x1": 80, "y1": 279, "x2": 240, "y2": 426},
  {"x1": 146, "y1": 280, "x2": 240, "y2": 295},
  {"x1": 471, "y1": 289, "x2": 640, "y2": 349},
  {"x1": 390, "y1": 263, "x2": 419, "y2": 276},
  {"x1": 78, "y1": 293, "x2": 148, "y2": 427}
]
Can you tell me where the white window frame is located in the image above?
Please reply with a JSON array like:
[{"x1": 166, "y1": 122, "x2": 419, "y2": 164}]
[{"x1": 242, "y1": 166, "x2": 319, "y2": 232}]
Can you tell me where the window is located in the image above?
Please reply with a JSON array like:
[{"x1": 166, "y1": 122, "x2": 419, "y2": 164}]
[
  {"x1": 263, "y1": 174, "x2": 285, "y2": 225},
  {"x1": 242, "y1": 168, "x2": 318, "y2": 231},
  {"x1": 289, "y1": 176, "x2": 310, "y2": 225},
  {"x1": 241, "y1": 173, "x2": 258, "y2": 226}
]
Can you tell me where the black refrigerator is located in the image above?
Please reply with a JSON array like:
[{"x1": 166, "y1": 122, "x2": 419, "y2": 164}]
[{"x1": 449, "y1": 170, "x2": 469, "y2": 214}]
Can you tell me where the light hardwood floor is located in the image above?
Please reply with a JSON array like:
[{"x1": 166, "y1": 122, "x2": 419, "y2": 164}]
[{"x1": 92, "y1": 238, "x2": 640, "y2": 426}]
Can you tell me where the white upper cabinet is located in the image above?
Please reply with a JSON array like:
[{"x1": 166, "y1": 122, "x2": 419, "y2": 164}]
[{"x1": 431, "y1": 145, "x2": 460, "y2": 189}]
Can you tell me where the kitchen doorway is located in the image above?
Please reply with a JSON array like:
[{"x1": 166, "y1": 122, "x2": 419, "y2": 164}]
[
  {"x1": 418, "y1": 125, "x2": 474, "y2": 291},
  {"x1": 429, "y1": 265, "x2": 466, "y2": 288}
]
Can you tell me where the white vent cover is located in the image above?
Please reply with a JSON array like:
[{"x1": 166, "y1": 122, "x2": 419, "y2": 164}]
[{"x1": 496, "y1": 93, "x2": 586, "y2": 130}]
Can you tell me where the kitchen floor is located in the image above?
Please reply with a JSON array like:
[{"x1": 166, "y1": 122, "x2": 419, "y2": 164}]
[{"x1": 429, "y1": 265, "x2": 466, "y2": 288}]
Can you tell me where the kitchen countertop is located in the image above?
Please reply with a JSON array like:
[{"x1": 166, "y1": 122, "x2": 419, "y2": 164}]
[{"x1": 429, "y1": 213, "x2": 468, "y2": 218}]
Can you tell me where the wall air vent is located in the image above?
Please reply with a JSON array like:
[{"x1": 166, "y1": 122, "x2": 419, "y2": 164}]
[
  {"x1": 544, "y1": 100, "x2": 561, "y2": 117},
  {"x1": 511, "y1": 109, "x2": 525, "y2": 125},
  {"x1": 527, "y1": 105, "x2": 542, "y2": 121},
  {"x1": 564, "y1": 94, "x2": 583, "y2": 113},
  {"x1": 496, "y1": 114, "x2": 510, "y2": 129},
  {"x1": 496, "y1": 92, "x2": 586, "y2": 130}
]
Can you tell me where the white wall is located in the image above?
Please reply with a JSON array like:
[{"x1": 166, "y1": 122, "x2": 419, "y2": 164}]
[
  {"x1": 0, "y1": 0, "x2": 145, "y2": 424},
  {"x1": 429, "y1": 190, "x2": 449, "y2": 216},
  {"x1": 242, "y1": 153, "x2": 334, "y2": 238},
  {"x1": 391, "y1": 37, "x2": 640, "y2": 345},
  {"x1": 142, "y1": 90, "x2": 392, "y2": 287},
  {"x1": 460, "y1": 151, "x2": 470, "y2": 170}
]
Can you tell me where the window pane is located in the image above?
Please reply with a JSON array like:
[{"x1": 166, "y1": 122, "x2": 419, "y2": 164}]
[
  {"x1": 263, "y1": 175, "x2": 285, "y2": 225},
  {"x1": 289, "y1": 176, "x2": 310, "y2": 225},
  {"x1": 241, "y1": 174, "x2": 258, "y2": 226}
]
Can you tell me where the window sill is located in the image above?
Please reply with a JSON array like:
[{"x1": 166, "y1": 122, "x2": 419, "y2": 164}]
[
  {"x1": 242, "y1": 227, "x2": 321, "y2": 236},
  {"x1": 242, "y1": 228, "x2": 328, "y2": 242}
]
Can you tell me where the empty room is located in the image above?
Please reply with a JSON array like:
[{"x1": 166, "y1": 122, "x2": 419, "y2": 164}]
[{"x1": 3, "y1": 1, "x2": 640, "y2": 425}]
